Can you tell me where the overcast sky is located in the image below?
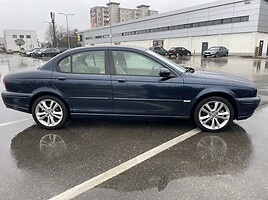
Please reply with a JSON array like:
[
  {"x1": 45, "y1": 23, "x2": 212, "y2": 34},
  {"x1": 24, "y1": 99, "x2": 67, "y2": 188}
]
[{"x1": 0, "y1": 0, "x2": 216, "y2": 42}]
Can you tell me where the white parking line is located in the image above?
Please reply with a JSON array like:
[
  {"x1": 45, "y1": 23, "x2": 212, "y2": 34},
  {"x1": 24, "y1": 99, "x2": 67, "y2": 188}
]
[
  {"x1": 0, "y1": 118, "x2": 32, "y2": 127},
  {"x1": 49, "y1": 128, "x2": 201, "y2": 200}
]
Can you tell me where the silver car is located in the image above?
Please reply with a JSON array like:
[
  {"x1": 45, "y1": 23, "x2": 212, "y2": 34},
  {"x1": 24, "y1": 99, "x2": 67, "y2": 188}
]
[{"x1": 203, "y1": 46, "x2": 229, "y2": 58}]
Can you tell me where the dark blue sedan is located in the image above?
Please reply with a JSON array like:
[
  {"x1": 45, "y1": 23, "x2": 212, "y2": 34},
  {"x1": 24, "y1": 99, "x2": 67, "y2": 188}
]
[{"x1": 1, "y1": 46, "x2": 260, "y2": 131}]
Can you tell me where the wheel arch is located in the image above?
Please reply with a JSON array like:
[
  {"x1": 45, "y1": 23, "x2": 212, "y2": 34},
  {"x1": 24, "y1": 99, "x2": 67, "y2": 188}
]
[
  {"x1": 29, "y1": 92, "x2": 70, "y2": 116},
  {"x1": 190, "y1": 91, "x2": 238, "y2": 120}
]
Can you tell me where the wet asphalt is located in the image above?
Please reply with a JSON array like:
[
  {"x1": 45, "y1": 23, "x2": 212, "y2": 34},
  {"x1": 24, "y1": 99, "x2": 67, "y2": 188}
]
[{"x1": 0, "y1": 54, "x2": 268, "y2": 200}]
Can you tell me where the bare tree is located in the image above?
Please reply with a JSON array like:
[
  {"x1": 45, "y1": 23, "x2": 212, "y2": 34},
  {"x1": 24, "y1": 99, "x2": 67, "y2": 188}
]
[
  {"x1": 45, "y1": 25, "x2": 80, "y2": 48},
  {"x1": 14, "y1": 38, "x2": 25, "y2": 50}
]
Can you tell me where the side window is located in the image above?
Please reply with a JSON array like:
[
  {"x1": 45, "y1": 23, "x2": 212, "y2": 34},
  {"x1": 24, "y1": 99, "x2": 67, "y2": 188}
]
[
  {"x1": 58, "y1": 56, "x2": 71, "y2": 72},
  {"x1": 58, "y1": 51, "x2": 105, "y2": 74},
  {"x1": 112, "y1": 51, "x2": 163, "y2": 76}
]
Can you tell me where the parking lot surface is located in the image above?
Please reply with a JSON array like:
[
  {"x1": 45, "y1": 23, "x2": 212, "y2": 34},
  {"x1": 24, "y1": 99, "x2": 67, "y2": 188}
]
[{"x1": 0, "y1": 54, "x2": 268, "y2": 200}]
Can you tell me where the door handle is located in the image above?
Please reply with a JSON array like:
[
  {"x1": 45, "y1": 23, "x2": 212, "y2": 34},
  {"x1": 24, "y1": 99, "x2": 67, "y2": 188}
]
[
  {"x1": 117, "y1": 79, "x2": 126, "y2": 83},
  {"x1": 57, "y1": 77, "x2": 66, "y2": 81}
]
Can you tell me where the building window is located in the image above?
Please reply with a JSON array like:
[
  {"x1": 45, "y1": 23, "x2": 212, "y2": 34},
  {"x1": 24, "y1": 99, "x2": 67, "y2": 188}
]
[
  {"x1": 232, "y1": 17, "x2": 241, "y2": 23},
  {"x1": 223, "y1": 18, "x2": 232, "y2": 24},
  {"x1": 26, "y1": 35, "x2": 31, "y2": 39},
  {"x1": 184, "y1": 23, "x2": 193, "y2": 28},
  {"x1": 206, "y1": 21, "x2": 213, "y2": 26},
  {"x1": 213, "y1": 19, "x2": 222, "y2": 25},
  {"x1": 19, "y1": 35, "x2": 24, "y2": 39},
  {"x1": 193, "y1": 23, "x2": 199, "y2": 27},
  {"x1": 241, "y1": 16, "x2": 249, "y2": 22},
  {"x1": 198, "y1": 22, "x2": 206, "y2": 27},
  {"x1": 13, "y1": 35, "x2": 17, "y2": 39},
  {"x1": 120, "y1": 15, "x2": 249, "y2": 38}
]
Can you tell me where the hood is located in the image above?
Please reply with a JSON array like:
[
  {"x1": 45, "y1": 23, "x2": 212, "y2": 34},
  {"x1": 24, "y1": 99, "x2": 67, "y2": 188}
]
[{"x1": 185, "y1": 68, "x2": 256, "y2": 88}]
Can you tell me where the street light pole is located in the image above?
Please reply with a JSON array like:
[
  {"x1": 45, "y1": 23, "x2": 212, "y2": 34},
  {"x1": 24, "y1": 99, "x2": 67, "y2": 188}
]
[
  {"x1": 58, "y1": 13, "x2": 75, "y2": 49},
  {"x1": 108, "y1": 0, "x2": 112, "y2": 45}
]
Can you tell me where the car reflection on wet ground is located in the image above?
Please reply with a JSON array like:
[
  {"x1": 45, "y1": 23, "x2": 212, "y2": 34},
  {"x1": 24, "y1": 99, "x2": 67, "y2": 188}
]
[{"x1": 0, "y1": 54, "x2": 268, "y2": 199}]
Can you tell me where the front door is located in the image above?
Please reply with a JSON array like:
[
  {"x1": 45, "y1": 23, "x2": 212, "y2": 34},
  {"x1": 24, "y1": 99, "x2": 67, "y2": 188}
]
[
  {"x1": 52, "y1": 50, "x2": 113, "y2": 114},
  {"x1": 110, "y1": 50, "x2": 185, "y2": 116}
]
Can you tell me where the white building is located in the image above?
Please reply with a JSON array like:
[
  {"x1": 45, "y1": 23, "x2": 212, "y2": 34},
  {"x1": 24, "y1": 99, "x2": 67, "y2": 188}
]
[
  {"x1": 0, "y1": 37, "x2": 4, "y2": 52},
  {"x1": 80, "y1": 0, "x2": 268, "y2": 57},
  {"x1": 3, "y1": 30, "x2": 39, "y2": 51}
]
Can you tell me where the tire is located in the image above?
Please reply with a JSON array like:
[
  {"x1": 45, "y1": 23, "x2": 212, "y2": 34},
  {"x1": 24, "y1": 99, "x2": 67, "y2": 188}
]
[
  {"x1": 176, "y1": 53, "x2": 179, "y2": 57},
  {"x1": 41, "y1": 54, "x2": 45, "y2": 57},
  {"x1": 187, "y1": 52, "x2": 191, "y2": 56},
  {"x1": 215, "y1": 53, "x2": 219, "y2": 58},
  {"x1": 32, "y1": 95, "x2": 68, "y2": 129},
  {"x1": 194, "y1": 97, "x2": 234, "y2": 132}
]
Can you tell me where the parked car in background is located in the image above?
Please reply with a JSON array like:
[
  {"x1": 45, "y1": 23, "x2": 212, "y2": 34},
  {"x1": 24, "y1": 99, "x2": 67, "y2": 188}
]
[
  {"x1": 19, "y1": 48, "x2": 26, "y2": 55},
  {"x1": 1, "y1": 46, "x2": 260, "y2": 131},
  {"x1": 25, "y1": 48, "x2": 41, "y2": 57},
  {"x1": 35, "y1": 48, "x2": 60, "y2": 58},
  {"x1": 148, "y1": 46, "x2": 167, "y2": 56},
  {"x1": 203, "y1": 46, "x2": 229, "y2": 58},
  {"x1": 168, "y1": 47, "x2": 191, "y2": 57},
  {"x1": 6, "y1": 49, "x2": 13, "y2": 54},
  {"x1": 31, "y1": 48, "x2": 44, "y2": 58}
]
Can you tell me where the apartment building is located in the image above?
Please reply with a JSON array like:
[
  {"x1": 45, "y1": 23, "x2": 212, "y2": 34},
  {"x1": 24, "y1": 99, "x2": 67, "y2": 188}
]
[{"x1": 90, "y1": 2, "x2": 158, "y2": 28}]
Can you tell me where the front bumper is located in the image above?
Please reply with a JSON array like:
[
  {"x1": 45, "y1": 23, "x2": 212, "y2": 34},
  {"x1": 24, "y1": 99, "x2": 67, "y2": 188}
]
[{"x1": 236, "y1": 96, "x2": 260, "y2": 120}]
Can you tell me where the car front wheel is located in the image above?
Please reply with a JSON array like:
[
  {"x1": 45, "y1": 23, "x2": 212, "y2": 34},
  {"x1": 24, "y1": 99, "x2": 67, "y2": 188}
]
[
  {"x1": 194, "y1": 97, "x2": 234, "y2": 132},
  {"x1": 32, "y1": 96, "x2": 68, "y2": 129}
]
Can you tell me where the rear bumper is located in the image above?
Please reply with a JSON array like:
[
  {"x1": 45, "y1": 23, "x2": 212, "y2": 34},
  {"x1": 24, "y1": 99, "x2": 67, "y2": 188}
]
[
  {"x1": 1, "y1": 91, "x2": 32, "y2": 113},
  {"x1": 236, "y1": 96, "x2": 260, "y2": 120}
]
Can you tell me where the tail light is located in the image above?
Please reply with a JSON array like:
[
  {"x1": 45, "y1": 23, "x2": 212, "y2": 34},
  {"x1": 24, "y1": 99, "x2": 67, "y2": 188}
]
[{"x1": 3, "y1": 79, "x2": 6, "y2": 89}]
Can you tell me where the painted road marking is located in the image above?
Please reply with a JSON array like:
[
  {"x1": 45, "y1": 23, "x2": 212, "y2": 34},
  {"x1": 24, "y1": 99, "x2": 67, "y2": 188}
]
[
  {"x1": 49, "y1": 128, "x2": 201, "y2": 200},
  {"x1": 0, "y1": 118, "x2": 32, "y2": 127}
]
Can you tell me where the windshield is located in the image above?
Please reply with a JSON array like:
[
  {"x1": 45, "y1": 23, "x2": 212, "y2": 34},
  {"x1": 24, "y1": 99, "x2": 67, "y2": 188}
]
[
  {"x1": 146, "y1": 49, "x2": 186, "y2": 73},
  {"x1": 208, "y1": 47, "x2": 219, "y2": 51}
]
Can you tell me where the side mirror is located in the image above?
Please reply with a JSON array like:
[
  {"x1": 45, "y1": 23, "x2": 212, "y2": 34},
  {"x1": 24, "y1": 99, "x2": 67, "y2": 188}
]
[{"x1": 159, "y1": 68, "x2": 171, "y2": 77}]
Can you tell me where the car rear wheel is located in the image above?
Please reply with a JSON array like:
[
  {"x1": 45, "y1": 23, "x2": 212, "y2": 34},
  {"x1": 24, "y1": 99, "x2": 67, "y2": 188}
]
[
  {"x1": 194, "y1": 97, "x2": 234, "y2": 132},
  {"x1": 32, "y1": 96, "x2": 68, "y2": 129}
]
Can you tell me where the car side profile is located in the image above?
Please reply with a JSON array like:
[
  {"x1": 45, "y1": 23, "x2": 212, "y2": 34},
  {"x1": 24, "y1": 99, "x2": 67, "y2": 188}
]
[
  {"x1": 203, "y1": 46, "x2": 229, "y2": 58},
  {"x1": 148, "y1": 46, "x2": 167, "y2": 56},
  {"x1": 168, "y1": 47, "x2": 191, "y2": 57},
  {"x1": 1, "y1": 46, "x2": 260, "y2": 131}
]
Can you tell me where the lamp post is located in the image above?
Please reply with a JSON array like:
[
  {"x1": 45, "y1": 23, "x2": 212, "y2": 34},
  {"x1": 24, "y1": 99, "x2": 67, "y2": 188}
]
[
  {"x1": 108, "y1": 0, "x2": 112, "y2": 44},
  {"x1": 58, "y1": 13, "x2": 75, "y2": 49}
]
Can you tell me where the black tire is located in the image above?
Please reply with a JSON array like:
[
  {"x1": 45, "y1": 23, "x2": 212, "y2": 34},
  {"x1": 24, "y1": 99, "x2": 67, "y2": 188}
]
[
  {"x1": 187, "y1": 52, "x2": 191, "y2": 56},
  {"x1": 32, "y1": 95, "x2": 68, "y2": 130},
  {"x1": 193, "y1": 97, "x2": 234, "y2": 132},
  {"x1": 215, "y1": 53, "x2": 219, "y2": 58},
  {"x1": 204, "y1": 55, "x2": 207, "y2": 58}
]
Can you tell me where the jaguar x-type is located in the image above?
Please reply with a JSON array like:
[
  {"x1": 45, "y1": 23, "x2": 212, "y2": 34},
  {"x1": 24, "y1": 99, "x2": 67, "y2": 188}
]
[{"x1": 1, "y1": 46, "x2": 260, "y2": 131}]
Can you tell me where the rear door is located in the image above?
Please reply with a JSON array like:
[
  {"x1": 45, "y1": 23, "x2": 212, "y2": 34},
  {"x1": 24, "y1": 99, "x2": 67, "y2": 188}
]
[{"x1": 52, "y1": 49, "x2": 113, "y2": 114}]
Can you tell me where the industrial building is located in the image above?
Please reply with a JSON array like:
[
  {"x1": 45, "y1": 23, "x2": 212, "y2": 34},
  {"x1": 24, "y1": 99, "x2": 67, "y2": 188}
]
[
  {"x1": 3, "y1": 30, "x2": 39, "y2": 52},
  {"x1": 80, "y1": 0, "x2": 268, "y2": 56},
  {"x1": 90, "y1": 2, "x2": 158, "y2": 28}
]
